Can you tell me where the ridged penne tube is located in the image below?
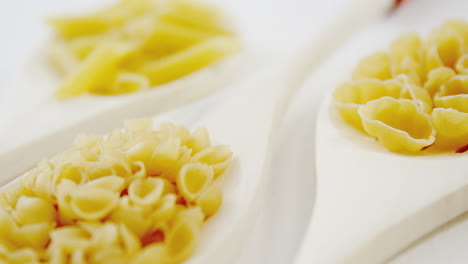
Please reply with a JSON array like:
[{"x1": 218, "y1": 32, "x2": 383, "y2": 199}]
[
  {"x1": 424, "y1": 67, "x2": 456, "y2": 97},
  {"x1": 426, "y1": 27, "x2": 464, "y2": 70},
  {"x1": 358, "y1": 98, "x2": 436, "y2": 153},
  {"x1": 431, "y1": 108, "x2": 468, "y2": 150},
  {"x1": 177, "y1": 163, "x2": 214, "y2": 202},
  {"x1": 191, "y1": 145, "x2": 232, "y2": 177},
  {"x1": 333, "y1": 79, "x2": 405, "y2": 130},
  {"x1": 196, "y1": 182, "x2": 222, "y2": 217},
  {"x1": 54, "y1": 42, "x2": 134, "y2": 99},
  {"x1": 165, "y1": 216, "x2": 200, "y2": 263},
  {"x1": 138, "y1": 36, "x2": 241, "y2": 86},
  {"x1": 390, "y1": 32, "x2": 423, "y2": 63},
  {"x1": 70, "y1": 186, "x2": 119, "y2": 221},
  {"x1": 128, "y1": 177, "x2": 165, "y2": 206},
  {"x1": 12, "y1": 196, "x2": 56, "y2": 226},
  {"x1": 434, "y1": 75, "x2": 468, "y2": 112},
  {"x1": 455, "y1": 54, "x2": 468, "y2": 74},
  {"x1": 352, "y1": 52, "x2": 393, "y2": 80}
]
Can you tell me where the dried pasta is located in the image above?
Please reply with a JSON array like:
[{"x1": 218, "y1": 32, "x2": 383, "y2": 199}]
[
  {"x1": 333, "y1": 20, "x2": 468, "y2": 153},
  {"x1": 0, "y1": 119, "x2": 232, "y2": 263},
  {"x1": 48, "y1": 0, "x2": 241, "y2": 99}
]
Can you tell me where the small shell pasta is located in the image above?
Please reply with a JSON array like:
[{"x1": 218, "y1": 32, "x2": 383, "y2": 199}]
[
  {"x1": 334, "y1": 20, "x2": 468, "y2": 154},
  {"x1": 432, "y1": 108, "x2": 468, "y2": 150},
  {"x1": 333, "y1": 79, "x2": 406, "y2": 130},
  {"x1": 352, "y1": 52, "x2": 393, "y2": 80},
  {"x1": 358, "y1": 98, "x2": 436, "y2": 153}
]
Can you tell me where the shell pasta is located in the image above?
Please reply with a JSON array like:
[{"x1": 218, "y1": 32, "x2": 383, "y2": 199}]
[
  {"x1": 0, "y1": 119, "x2": 232, "y2": 263},
  {"x1": 333, "y1": 20, "x2": 468, "y2": 154}
]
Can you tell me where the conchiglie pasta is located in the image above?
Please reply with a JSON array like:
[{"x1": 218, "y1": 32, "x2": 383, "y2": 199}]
[
  {"x1": 432, "y1": 108, "x2": 468, "y2": 150},
  {"x1": 333, "y1": 79, "x2": 405, "y2": 130},
  {"x1": 333, "y1": 20, "x2": 468, "y2": 154},
  {"x1": 433, "y1": 75, "x2": 468, "y2": 112},
  {"x1": 358, "y1": 98, "x2": 435, "y2": 153},
  {"x1": 352, "y1": 52, "x2": 393, "y2": 80}
]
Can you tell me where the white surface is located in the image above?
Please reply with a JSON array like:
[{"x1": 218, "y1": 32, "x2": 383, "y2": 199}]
[
  {"x1": 4, "y1": 0, "x2": 468, "y2": 264},
  {"x1": 295, "y1": 0, "x2": 468, "y2": 263},
  {"x1": 0, "y1": 0, "x2": 342, "y2": 263}
]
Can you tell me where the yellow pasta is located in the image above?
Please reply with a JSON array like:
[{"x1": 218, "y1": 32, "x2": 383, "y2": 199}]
[
  {"x1": 333, "y1": 79, "x2": 406, "y2": 130},
  {"x1": 432, "y1": 108, "x2": 468, "y2": 150},
  {"x1": 138, "y1": 36, "x2": 241, "y2": 86},
  {"x1": 54, "y1": 42, "x2": 134, "y2": 99},
  {"x1": 333, "y1": 20, "x2": 468, "y2": 154},
  {"x1": 358, "y1": 98, "x2": 435, "y2": 153},
  {"x1": 0, "y1": 120, "x2": 231, "y2": 263},
  {"x1": 433, "y1": 75, "x2": 468, "y2": 112},
  {"x1": 352, "y1": 52, "x2": 393, "y2": 80},
  {"x1": 424, "y1": 67, "x2": 456, "y2": 97},
  {"x1": 177, "y1": 163, "x2": 214, "y2": 202},
  {"x1": 47, "y1": 0, "x2": 240, "y2": 99}
]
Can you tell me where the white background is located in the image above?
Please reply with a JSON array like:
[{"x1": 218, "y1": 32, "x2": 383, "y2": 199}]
[{"x1": 2, "y1": 0, "x2": 468, "y2": 263}]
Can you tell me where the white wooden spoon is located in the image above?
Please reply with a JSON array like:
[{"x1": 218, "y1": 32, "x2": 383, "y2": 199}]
[
  {"x1": 0, "y1": 50, "x2": 246, "y2": 151},
  {"x1": 0, "y1": 0, "x2": 393, "y2": 262}
]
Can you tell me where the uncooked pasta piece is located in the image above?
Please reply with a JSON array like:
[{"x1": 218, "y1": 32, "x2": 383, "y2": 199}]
[
  {"x1": 47, "y1": 0, "x2": 240, "y2": 99},
  {"x1": 424, "y1": 67, "x2": 456, "y2": 97},
  {"x1": 433, "y1": 75, "x2": 468, "y2": 112},
  {"x1": 358, "y1": 98, "x2": 435, "y2": 153},
  {"x1": 333, "y1": 79, "x2": 406, "y2": 130},
  {"x1": 352, "y1": 52, "x2": 393, "y2": 80},
  {"x1": 196, "y1": 182, "x2": 223, "y2": 217},
  {"x1": 0, "y1": 120, "x2": 232, "y2": 263},
  {"x1": 390, "y1": 32, "x2": 423, "y2": 63},
  {"x1": 191, "y1": 145, "x2": 232, "y2": 177},
  {"x1": 177, "y1": 163, "x2": 214, "y2": 202},
  {"x1": 455, "y1": 54, "x2": 468, "y2": 74},
  {"x1": 426, "y1": 26, "x2": 464, "y2": 70},
  {"x1": 432, "y1": 108, "x2": 468, "y2": 150}
]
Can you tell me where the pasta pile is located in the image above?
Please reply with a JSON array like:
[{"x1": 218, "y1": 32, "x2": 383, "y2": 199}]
[
  {"x1": 47, "y1": 0, "x2": 241, "y2": 99},
  {"x1": 0, "y1": 119, "x2": 232, "y2": 264},
  {"x1": 333, "y1": 20, "x2": 468, "y2": 154}
]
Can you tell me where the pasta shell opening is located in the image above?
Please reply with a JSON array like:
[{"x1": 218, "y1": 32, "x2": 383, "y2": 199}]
[
  {"x1": 165, "y1": 218, "x2": 199, "y2": 263},
  {"x1": 128, "y1": 178, "x2": 164, "y2": 206},
  {"x1": 432, "y1": 108, "x2": 468, "y2": 150},
  {"x1": 191, "y1": 145, "x2": 232, "y2": 176},
  {"x1": 177, "y1": 163, "x2": 213, "y2": 202},
  {"x1": 70, "y1": 187, "x2": 119, "y2": 221},
  {"x1": 358, "y1": 98, "x2": 435, "y2": 152}
]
